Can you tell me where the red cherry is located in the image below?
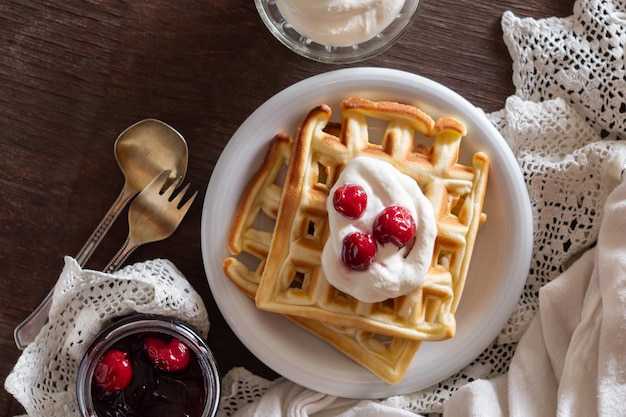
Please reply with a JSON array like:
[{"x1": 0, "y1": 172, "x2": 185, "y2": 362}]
[
  {"x1": 341, "y1": 232, "x2": 377, "y2": 271},
  {"x1": 94, "y1": 349, "x2": 133, "y2": 392},
  {"x1": 373, "y1": 206, "x2": 416, "y2": 248},
  {"x1": 143, "y1": 337, "x2": 190, "y2": 372},
  {"x1": 333, "y1": 184, "x2": 367, "y2": 219}
]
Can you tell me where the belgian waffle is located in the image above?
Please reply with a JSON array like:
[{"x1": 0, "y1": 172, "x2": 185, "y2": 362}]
[
  {"x1": 224, "y1": 132, "x2": 424, "y2": 384},
  {"x1": 253, "y1": 97, "x2": 489, "y2": 341}
]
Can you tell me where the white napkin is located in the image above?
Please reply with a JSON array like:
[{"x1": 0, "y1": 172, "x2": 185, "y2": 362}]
[
  {"x1": 4, "y1": 257, "x2": 209, "y2": 417},
  {"x1": 445, "y1": 171, "x2": 626, "y2": 416},
  {"x1": 235, "y1": 377, "x2": 416, "y2": 417},
  {"x1": 217, "y1": 0, "x2": 626, "y2": 415}
]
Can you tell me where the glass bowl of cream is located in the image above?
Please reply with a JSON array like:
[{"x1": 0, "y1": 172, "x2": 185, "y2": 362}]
[{"x1": 254, "y1": 0, "x2": 421, "y2": 63}]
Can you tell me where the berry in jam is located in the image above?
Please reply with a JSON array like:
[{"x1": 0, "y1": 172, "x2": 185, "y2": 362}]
[
  {"x1": 373, "y1": 206, "x2": 416, "y2": 248},
  {"x1": 144, "y1": 337, "x2": 191, "y2": 373},
  {"x1": 94, "y1": 349, "x2": 133, "y2": 392},
  {"x1": 341, "y1": 232, "x2": 377, "y2": 271},
  {"x1": 91, "y1": 332, "x2": 205, "y2": 417},
  {"x1": 332, "y1": 184, "x2": 367, "y2": 219}
]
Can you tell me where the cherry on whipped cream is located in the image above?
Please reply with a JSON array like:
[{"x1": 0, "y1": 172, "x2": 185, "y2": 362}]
[
  {"x1": 373, "y1": 205, "x2": 416, "y2": 248},
  {"x1": 341, "y1": 232, "x2": 377, "y2": 271},
  {"x1": 332, "y1": 184, "x2": 367, "y2": 219}
]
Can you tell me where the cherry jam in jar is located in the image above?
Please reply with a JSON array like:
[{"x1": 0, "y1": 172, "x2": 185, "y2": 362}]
[{"x1": 77, "y1": 315, "x2": 220, "y2": 417}]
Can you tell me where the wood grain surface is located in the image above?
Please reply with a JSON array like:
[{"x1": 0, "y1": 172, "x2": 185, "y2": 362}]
[{"x1": 0, "y1": 0, "x2": 574, "y2": 415}]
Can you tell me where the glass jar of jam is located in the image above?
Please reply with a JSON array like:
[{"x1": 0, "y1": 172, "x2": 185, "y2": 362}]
[{"x1": 76, "y1": 315, "x2": 220, "y2": 417}]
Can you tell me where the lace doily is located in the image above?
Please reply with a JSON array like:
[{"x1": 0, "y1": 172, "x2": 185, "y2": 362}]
[
  {"x1": 217, "y1": 368, "x2": 275, "y2": 417},
  {"x1": 4, "y1": 256, "x2": 209, "y2": 417},
  {"x1": 216, "y1": 0, "x2": 626, "y2": 415},
  {"x1": 504, "y1": 1, "x2": 626, "y2": 142}
]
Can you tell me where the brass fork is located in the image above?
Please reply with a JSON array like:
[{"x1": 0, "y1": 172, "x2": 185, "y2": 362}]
[
  {"x1": 103, "y1": 169, "x2": 197, "y2": 272},
  {"x1": 13, "y1": 170, "x2": 196, "y2": 349}
]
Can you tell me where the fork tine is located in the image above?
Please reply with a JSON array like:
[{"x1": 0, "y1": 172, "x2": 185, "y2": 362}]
[
  {"x1": 170, "y1": 183, "x2": 191, "y2": 207},
  {"x1": 177, "y1": 189, "x2": 198, "y2": 217},
  {"x1": 146, "y1": 169, "x2": 172, "y2": 194},
  {"x1": 163, "y1": 176, "x2": 183, "y2": 199}
]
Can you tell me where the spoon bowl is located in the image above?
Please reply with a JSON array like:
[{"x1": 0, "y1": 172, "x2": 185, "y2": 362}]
[{"x1": 115, "y1": 119, "x2": 189, "y2": 198}]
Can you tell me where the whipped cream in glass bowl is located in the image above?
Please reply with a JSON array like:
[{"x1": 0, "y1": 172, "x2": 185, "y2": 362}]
[{"x1": 254, "y1": 0, "x2": 421, "y2": 63}]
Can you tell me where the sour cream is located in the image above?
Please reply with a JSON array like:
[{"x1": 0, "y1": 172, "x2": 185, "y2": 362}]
[
  {"x1": 275, "y1": 0, "x2": 406, "y2": 47},
  {"x1": 321, "y1": 157, "x2": 437, "y2": 303}
]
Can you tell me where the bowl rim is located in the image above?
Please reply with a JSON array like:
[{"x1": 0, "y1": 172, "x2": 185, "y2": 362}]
[{"x1": 254, "y1": 0, "x2": 422, "y2": 63}]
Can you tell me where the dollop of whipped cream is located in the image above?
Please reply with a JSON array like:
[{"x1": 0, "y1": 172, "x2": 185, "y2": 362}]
[
  {"x1": 321, "y1": 156, "x2": 437, "y2": 303},
  {"x1": 275, "y1": 0, "x2": 406, "y2": 47}
]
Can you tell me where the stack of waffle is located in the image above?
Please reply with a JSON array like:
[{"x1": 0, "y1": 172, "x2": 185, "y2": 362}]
[{"x1": 223, "y1": 97, "x2": 489, "y2": 384}]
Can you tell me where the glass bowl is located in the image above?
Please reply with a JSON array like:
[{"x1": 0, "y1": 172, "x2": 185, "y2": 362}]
[
  {"x1": 255, "y1": 0, "x2": 421, "y2": 64},
  {"x1": 76, "y1": 315, "x2": 220, "y2": 417}
]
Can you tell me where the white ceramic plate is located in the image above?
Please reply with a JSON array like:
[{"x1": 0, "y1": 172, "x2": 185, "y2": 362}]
[{"x1": 201, "y1": 68, "x2": 532, "y2": 398}]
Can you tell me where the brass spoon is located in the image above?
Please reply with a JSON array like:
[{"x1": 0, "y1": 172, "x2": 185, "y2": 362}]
[{"x1": 13, "y1": 119, "x2": 188, "y2": 349}]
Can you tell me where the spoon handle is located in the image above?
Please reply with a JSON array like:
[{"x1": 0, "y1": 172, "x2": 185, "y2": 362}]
[
  {"x1": 13, "y1": 187, "x2": 137, "y2": 350},
  {"x1": 75, "y1": 187, "x2": 135, "y2": 265}
]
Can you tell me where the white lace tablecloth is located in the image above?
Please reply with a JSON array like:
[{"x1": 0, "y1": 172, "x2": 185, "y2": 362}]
[
  {"x1": 217, "y1": 0, "x2": 626, "y2": 415},
  {"x1": 5, "y1": 257, "x2": 209, "y2": 417}
]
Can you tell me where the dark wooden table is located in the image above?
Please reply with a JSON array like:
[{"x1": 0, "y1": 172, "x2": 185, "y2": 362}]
[{"x1": 0, "y1": 0, "x2": 574, "y2": 414}]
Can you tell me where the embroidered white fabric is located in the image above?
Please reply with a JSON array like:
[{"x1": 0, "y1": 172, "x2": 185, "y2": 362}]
[
  {"x1": 4, "y1": 257, "x2": 210, "y2": 417},
  {"x1": 215, "y1": 0, "x2": 626, "y2": 415}
]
